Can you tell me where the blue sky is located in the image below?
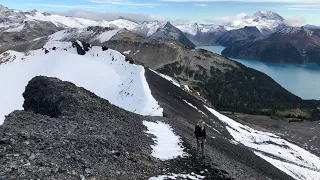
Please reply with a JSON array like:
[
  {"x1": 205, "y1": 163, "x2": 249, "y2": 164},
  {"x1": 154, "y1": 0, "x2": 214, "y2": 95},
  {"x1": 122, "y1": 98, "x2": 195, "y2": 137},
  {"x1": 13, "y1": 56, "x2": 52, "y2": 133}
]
[{"x1": 1, "y1": 0, "x2": 320, "y2": 25}]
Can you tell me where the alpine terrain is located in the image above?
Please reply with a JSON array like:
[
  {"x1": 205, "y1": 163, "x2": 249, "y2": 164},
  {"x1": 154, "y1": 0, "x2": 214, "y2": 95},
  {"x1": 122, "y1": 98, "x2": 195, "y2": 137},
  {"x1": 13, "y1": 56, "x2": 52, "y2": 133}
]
[{"x1": 0, "y1": 4, "x2": 320, "y2": 180}]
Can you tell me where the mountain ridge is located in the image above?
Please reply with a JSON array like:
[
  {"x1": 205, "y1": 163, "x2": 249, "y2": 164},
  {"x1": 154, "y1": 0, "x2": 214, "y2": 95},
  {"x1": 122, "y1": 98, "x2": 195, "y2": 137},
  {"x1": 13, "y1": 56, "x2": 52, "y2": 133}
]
[{"x1": 222, "y1": 27, "x2": 320, "y2": 64}]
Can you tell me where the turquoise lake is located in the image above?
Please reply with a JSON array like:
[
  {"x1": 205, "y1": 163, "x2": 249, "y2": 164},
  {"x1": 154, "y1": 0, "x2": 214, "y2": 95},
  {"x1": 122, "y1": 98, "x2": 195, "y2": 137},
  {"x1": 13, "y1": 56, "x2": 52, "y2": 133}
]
[{"x1": 197, "y1": 46, "x2": 320, "y2": 100}]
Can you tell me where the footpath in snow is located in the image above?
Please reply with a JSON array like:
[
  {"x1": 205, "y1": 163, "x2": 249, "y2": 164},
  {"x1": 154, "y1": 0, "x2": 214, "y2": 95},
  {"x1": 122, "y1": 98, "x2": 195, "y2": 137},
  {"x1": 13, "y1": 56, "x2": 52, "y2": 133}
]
[
  {"x1": 143, "y1": 121, "x2": 186, "y2": 160},
  {"x1": 143, "y1": 121, "x2": 207, "y2": 180}
]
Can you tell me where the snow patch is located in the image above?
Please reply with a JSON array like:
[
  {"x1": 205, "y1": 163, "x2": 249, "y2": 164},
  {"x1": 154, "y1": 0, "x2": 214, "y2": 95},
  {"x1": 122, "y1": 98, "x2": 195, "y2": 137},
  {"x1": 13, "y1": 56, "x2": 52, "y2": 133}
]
[
  {"x1": 4, "y1": 24, "x2": 24, "y2": 32},
  {"x1": 255, "y1": 152, "x2": 320, "y2": 180},
  {"x1": 0, "y1": 41, "x2": 163, "y2": 124},
  {"x1": 183, "y1": 100, "x2": 207, "y2": 117},
  {"x1": 150, "y1": 69, "x2": 181, "y2": 87},
  {"x1": 149, "y1": 173, "x2": 205, "y2": 180},
  {"x1": 143, "y1": 121, "x2": 186, "y2": 160},
  {"x1": 183, "y1": 85, "x2": 192, "y2": 92},
  {"x1": 96, "y1": 29, "x2": 120, "y2": 42},
  {"x1": 205, "y1": 105, "x2": 320, "y2": 180},
  {"x1": 123, "y1": 50, "x2": 131, "y2": 55}
]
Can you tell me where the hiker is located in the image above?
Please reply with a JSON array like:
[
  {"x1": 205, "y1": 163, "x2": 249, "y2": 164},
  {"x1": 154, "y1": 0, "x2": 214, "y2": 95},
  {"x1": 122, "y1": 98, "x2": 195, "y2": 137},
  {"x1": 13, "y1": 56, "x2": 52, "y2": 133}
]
[{"x1": 194, "y1": 119, "x2": 206, "y2": 157}]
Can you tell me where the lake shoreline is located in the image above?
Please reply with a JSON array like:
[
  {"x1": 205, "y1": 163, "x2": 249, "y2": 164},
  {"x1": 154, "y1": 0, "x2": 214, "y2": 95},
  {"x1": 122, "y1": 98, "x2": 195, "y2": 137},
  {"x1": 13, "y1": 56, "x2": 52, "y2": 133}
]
[{"x1": 197, "y1": 46, "x2": 320, "y2": 100}]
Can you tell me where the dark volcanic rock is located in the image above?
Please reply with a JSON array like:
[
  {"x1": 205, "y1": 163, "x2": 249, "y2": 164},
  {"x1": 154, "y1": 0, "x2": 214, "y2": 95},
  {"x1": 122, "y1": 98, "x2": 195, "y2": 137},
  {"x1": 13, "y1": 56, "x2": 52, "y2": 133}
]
[
  {"x1": 0, "y1": 76, "x2": 232, "y2": 180},
  {"x1": 72, "y1": 41, "x2": 91, "y2": 55},
  {"x1": 1, "y1": 76, "x2": 160, "y2": 179},
  {"x1": 23, "y1": 76, "x2": 111, "y2": 117}
]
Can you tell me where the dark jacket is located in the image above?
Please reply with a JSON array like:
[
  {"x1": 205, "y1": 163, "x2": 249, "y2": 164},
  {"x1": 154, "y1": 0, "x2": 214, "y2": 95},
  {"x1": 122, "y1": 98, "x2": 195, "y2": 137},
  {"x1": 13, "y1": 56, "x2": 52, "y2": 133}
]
[{"x1": 194, "y1": 125, "x2": 206, "y2": 139}]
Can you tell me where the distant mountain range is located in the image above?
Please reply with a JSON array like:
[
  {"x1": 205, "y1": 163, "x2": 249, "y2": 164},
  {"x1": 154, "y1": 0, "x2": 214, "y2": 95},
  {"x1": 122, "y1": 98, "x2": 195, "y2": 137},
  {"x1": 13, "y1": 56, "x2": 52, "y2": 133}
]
[
  {"x1": 222, "y1": 27, "x2": 320, "y2": 64},
  {"x1": 1, "y1": 4, "x2": 320, "y2": 64}
]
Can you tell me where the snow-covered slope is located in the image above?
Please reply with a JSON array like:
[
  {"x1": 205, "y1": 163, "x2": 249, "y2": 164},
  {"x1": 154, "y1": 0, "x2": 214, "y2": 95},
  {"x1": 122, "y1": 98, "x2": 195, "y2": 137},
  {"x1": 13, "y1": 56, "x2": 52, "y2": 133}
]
[
  {"x1": 0, "y1": 38, "x2": 163, "y2": 124},
  {"x1": 205, "y1": 106, "x2": 320, "y2": 180},
  {"x1": 25, "y1": 12, "x2": 139, "y2": 30},
  {"x1": 134, "y1": 21, "x2": 164, "y2": 37},
  {"x1": 175, "y1": 23, "x2": 213, "y2": 35},
  {"x1": 0, "y1": 5, "x2": 139, "y2": 33},
  {"x1": 48, "y1": 27, "x2": 121, "y2": 43}
]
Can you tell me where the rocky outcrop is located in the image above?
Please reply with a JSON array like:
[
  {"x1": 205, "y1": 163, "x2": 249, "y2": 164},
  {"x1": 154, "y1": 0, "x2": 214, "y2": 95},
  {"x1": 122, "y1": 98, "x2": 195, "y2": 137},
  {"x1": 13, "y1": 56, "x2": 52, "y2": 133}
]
[
  {"x1": 222, "y1": 27, "x2": 320, "y2": 64},
  {"x1": 149, "y1": 22, "x2": 196, "y2": 48},
  {"x1": 0, "y1": 76, "x2": 236, "y2": 180},
  {"x1": 0, "y1": 76, "x2": 162, "y2": 179}
]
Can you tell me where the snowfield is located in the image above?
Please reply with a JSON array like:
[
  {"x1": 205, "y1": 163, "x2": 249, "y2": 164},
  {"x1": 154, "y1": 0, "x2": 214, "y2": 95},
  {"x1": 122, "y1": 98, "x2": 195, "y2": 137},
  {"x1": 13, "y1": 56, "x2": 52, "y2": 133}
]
[
  {"x1": 95, "y1": 29, "x2": 121, "y2": 43},
  {"x1": 143, "y1": 121, "x2": 186, "y2": 160},
  {"x1": 47, "y1": 28, "x2": 120, "y2": 43},
  {"x1": 149, "y1": 173, "x2": 205, "y2": 180},
  {"x1": 25, "y1": 12, "x2": 139, "y2": 30},
  {"x1": 205, "y1": 106, "x2": 320, "y2": 180},
  {"x1": 0, "y1": 40, "x2": 163, "y2": 124}
]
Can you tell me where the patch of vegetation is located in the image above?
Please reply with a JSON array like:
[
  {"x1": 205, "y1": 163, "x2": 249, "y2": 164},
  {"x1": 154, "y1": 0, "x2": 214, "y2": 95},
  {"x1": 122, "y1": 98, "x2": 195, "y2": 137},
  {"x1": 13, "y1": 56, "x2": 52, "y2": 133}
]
[
  {"x1": 276, "y1": 108, "x2": 311, "y2": 119},
  {"x1": 306, "y1": 48, "x2": 320, "y2": 64},
  {"x1": 158, "y1": 62, "x2": 183, "y2": 77},
  {"x1": 157, "y1": 61, "x2": 320, "y2": 121},
  {"x1": 203, "y1": 65, "x2": 320, "y2": 120}
]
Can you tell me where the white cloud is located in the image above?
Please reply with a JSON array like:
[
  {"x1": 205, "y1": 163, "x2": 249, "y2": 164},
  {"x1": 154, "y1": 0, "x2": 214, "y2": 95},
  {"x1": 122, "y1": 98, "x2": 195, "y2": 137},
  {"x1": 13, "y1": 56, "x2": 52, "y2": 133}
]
[
  {"x1": 194, "y1": 3, "x2": 209, "y2": 6},
  {"x1": 207, "y1": 13, "x2": 248, "y2": 25},
  {"x1": 284, "y1": 17, "x2": 306, "y2": 26}
]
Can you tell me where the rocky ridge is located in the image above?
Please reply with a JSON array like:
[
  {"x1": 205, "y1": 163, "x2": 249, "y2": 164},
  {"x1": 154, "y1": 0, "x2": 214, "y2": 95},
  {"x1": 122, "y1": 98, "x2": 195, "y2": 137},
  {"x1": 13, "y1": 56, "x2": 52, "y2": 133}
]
[{"x1": 0, "y1": 76, "x2": 231, "y2": 180}]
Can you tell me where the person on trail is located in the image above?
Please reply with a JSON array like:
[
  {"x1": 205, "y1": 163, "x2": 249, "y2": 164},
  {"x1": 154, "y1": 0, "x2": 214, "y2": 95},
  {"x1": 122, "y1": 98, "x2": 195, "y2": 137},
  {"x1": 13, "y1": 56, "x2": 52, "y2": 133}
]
[{"x1": 194, "y1": 119, "x2": 206, "y2": 157}]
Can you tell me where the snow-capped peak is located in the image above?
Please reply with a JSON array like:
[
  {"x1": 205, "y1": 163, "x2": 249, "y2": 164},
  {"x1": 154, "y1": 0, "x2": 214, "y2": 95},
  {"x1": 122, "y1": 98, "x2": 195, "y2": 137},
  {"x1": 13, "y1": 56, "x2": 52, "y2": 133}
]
[
  {"x1": 138, "y1": 20, "x2": 164, "y2": 36},
  {"x1": 253, "y1": 11, "x2": 284, "y2": 21},
  {"x1": 220, "y1": 11, "x2": 286, "y2": 35}
]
